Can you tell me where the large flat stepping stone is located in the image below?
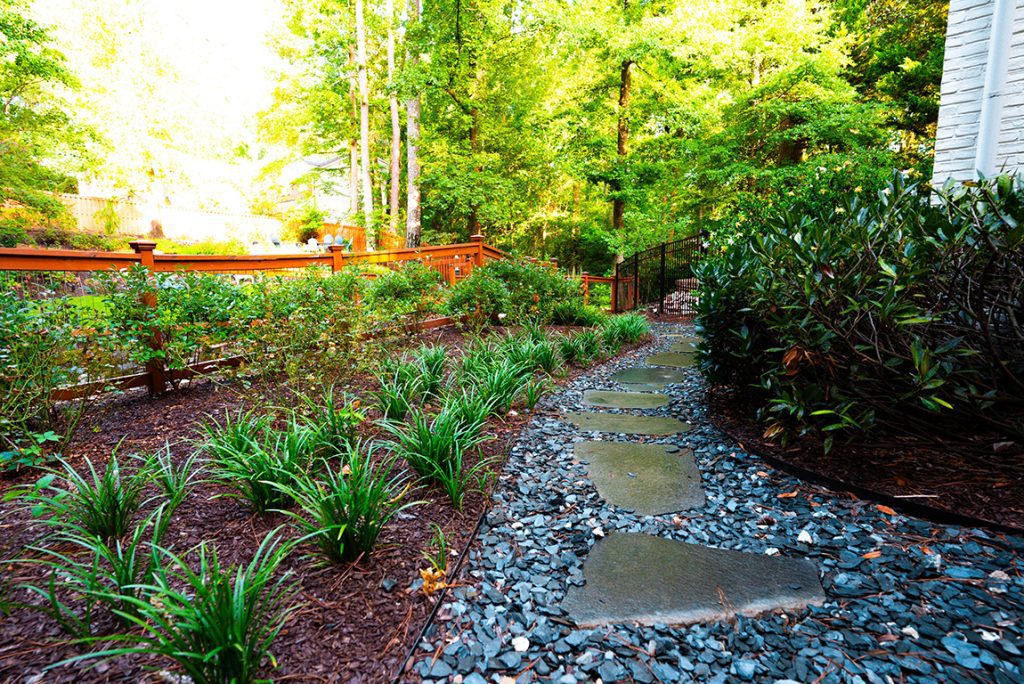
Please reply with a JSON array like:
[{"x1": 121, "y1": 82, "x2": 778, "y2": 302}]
[
  {"x1": 563, "y1": 533, "x2": 824, "y2": 627},
  {"x1": 669, "y1": 341, "x2": 699, "y2": 353},
  {"x1": 562, "y1": 412, "x2": 691, "y2": 435},
  {"x1": 609, "y1": 367, "x2": 686, "y2": 390},
  {"x1": 582, "y1": 390, "x2": 669, "y2": 409},
  {"x1": 574, "y1": 442, "x2": 704, "y2": 515},
  {"x1": 646, "y1": 351, "x2": 697, "y2": 368}
]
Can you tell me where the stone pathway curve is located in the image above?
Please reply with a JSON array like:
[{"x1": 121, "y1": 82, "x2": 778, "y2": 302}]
[{"x1": 406, "y1": 323, "x2": 1024, "y2": 684}]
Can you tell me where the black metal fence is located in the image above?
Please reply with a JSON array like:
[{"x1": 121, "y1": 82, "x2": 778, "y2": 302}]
[{"x1": 614, "y1": 233, "x2": 705, "y2": 315}]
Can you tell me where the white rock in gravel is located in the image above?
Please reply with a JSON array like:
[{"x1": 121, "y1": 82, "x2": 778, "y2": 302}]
[
  {"x1": 980, "y1": 630, "x2": 1000, "y2": 642},
  {"x1": 989, "y1": 570, "x2": 1011, "y2": 581},
  {"x1": 512, "y1": 636, "x2": 530, "y2": 652},
  {"x1": 593, "y1": 526, "x2": 606, "y2": 538},
  {"x1": 901, "y1": 626, "x2": 919, "y2": 639},
  {"x1": 797, "y1": 529, "x2": 814, "y2": 544},
  {"x1": 765, "y1": 548, "x2": 780, "y2": 556}
]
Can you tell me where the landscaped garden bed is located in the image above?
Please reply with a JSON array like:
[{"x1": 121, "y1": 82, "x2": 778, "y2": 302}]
[{"x1": 0, "y1": 253, "x2": 652, "y2": 682}]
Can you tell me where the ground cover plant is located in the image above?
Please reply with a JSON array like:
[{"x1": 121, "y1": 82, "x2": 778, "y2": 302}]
[
  {"x1": 697, "y1": 174, "x2": 1024, "y2": 453},
  {"x1": 0, "y1": 258, "x2": 650, "y2": 681}
]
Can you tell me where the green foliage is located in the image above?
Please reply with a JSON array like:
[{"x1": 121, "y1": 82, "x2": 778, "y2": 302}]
[
  {"x1": 274, "y1": 443, "x2": 417, "y2": 564},
  {"x1": 371, "y1": 371, "x2": 417, "y2": 422},
  {"x1": 63, "y1": 530, "x2": 298, "y2": 684},
  {"x1": 551, "y1": 300, "x2": 608, "y2": 327},
  {"x1": 421, "y1": 523, "x2": 450, "y2": 574},
  {"x1": 381, "y1": 408, "x2": 487, "y2": 509},
  {"x1": 560, "y1": 329, "x2": 605, "y2": 366},
  {"x1": 19, "y1": 451, "x2": 149, "y2": 540},
  {"x1": 365, "y1": 261, "x2": 444, "y2": 322},
  {"x1": 295, "y1": 387, "x2": 365, "y2": 454},
  {"x1": 446, "y1": 267, "x2": 510, "y2": 327},
  {"x1": 600, "y1": 313, "x2": 650, "y2": 347},
  {"x1": 412, "y1": 344, "x2": 447, "y2": 399},
  {"x1": 201, "y1": 412, "x2": 316, "y2": 514},
  {"x1": 22, "y1": 505, "x2": 171, "y2": 636},
  {"x1": 697, "y1": 174, "x2": 1024, "y2": 449}
]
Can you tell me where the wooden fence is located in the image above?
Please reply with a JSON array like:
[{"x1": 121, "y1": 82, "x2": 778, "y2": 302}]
[{"x1": 0, "y1": 234, "x2": 615, "y2": 398}]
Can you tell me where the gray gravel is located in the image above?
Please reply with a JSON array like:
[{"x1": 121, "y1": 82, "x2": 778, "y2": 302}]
[{"x1": 403, "y1": 322, "x2": 1024, "y2": 684}]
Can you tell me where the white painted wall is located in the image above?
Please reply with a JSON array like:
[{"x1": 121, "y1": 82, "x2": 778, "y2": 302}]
[{"x1": 933, "y1": 0, "x2": 1024, "y2": 184}]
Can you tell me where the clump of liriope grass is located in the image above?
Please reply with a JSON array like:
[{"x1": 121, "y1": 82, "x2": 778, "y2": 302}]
[
  {"x1": 58, "y1": 529, "x2": 299, "y2": 684},
  {"x1": 273, "y1": 442, "x2": 418, "y2": 563}
]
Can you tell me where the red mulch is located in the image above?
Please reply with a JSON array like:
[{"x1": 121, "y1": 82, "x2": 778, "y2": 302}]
[
  {"x1": 0, "y1": 325, "x2": 628, "y2": 683},
  {"x1": 707, "y1": 386, "x2": 1024, "y2": 531}
]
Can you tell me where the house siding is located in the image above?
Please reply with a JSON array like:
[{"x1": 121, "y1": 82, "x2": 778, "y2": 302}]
[{"x1": 933, "y1": 0, "x2": 1024, "y2": 184}]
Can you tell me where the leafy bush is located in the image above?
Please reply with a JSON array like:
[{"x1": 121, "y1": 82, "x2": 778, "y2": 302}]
[
  {"x1": 697, "y1": 174, "x2": 1024, "y2": 449},
  {"x1": 0, "y1": 218, "x2": 28, "y2": 247},
  {"x1": 365, "y1": 260, "x2": 444, "y2": 322},
  {"x1": 446, "y1": 268, "x2": 510, "y2": 327},
  {"x1": 274, "y1": 443, "x2": 416, "y2": 563},
  {"x1": 471, "y1": 258, "x2": 583, "y2": 324},
  {"x1": 551, "y1": 300, "x2": 608, "y2": 327},
  {"x1": 65, "y1": 530, "x2": 298, "y2": 684}
]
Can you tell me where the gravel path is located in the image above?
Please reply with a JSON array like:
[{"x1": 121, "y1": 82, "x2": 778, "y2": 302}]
[{"x1": 405, "y1": 322, "x2": 1024, "y2": 684}]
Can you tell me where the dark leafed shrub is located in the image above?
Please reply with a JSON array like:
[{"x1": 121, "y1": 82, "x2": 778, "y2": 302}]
[{"x1": 697, "y1": 174, "x2": 1024, "y2": 450}]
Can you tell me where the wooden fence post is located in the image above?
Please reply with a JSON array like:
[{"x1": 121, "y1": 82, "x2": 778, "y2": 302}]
[
  {"x1": 328, "y1": 244, "x2": 346, "y2": 272},
  {"x1": 582, "y1": 272, "x2": 589, "y2": 305},
  {"x1": 612, "y1": 261, "x2": 619, "y2": 314},
  {"x1": 129, "y1": 239, "x2": 167, "y2": 396},
  {"x1": 470, "y1": 233, "x2": 485, "y2": 269}
]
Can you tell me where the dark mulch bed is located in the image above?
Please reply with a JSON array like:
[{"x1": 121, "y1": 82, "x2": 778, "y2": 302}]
[
  {"x1": 708, "y1": 386, "x2": 1024, "y2": 531},
  {"x1": 0, "y1": 324, "x2": 626, "y2": 683}
]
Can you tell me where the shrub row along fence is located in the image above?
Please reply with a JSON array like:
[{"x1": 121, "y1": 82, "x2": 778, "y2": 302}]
[
  {"x1": 614, "y1": 233, "x2": 706, "y2": 315},
  {"x1": 0, "y1": 235, "x2": 614, "y2": 403}
]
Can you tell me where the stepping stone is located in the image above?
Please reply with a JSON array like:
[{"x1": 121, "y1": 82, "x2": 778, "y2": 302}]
[
  {"x1": 582, "y1": 390, "x2": 669, "y2": 409},
  {"x1": 667, "y1": 335, "x2": 700, "y2": 350},
  {"x1": 669, "y1": 341, "x2": 699, "y2": 353},
  {"x1": 563, "y1": 533, "x2": 824, "y2": 628},
  {"x1": 574, "y1": 442, "x2": 704, "y2": 515},
  {"x1": 562, "y1": 412, "x2": 691, "y2": 435},
  {"x1": 609, "y1": 367, "x2": 686, "y2": 390},
  {"x1": 646, "y1": 351, "x2": 697, "y2": 368}
]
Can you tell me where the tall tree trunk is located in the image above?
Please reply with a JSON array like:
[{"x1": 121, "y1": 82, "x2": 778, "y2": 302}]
[
  {"x1": 348, "y1": 45, "x2": 359, "y2": 217},
  {"x1": 356, "y1": 0, "x2": 375, "y2": 248},
  {"x1": 468, "y1": 106, "x2": 480, "y2": 235},
  {"x1": 612, "y1": 58, "x2": 632, "y2": 233},
  {"x1": 387, "y1": 0, "x2": 401, "y2": 235},
  {"x1": 405, "y1": 0, "x2": 422, "y2": 248}
]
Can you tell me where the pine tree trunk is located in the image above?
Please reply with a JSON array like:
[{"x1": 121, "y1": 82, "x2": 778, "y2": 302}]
[
  {"x1": 612, "y1": 58, "x2": 631, "y2": 233},
  {"x1": 468, "y1": 106, "x2": 481, "y2": 235},
  {"x1": 387, "y1": 0, "x2": 401, "y2": 235},
  {"x1": 348, "y1": 45, "x2": 359, "y2": 216},
  {"x1": 405, "y1": 0, "x2": 422, "y2": 248},
  {"x1": 356, "y1": 0, "x2": 375, "y2": 248}
]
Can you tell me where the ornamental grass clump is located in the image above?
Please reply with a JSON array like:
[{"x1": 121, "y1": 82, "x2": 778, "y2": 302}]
[
  {"x1": 471, "y1": 358, "x2": 531, "y2": 415},
  {"x1": 273, "y1": 442, "x2": 417, "y2": 563},
  {"x1": 23, "y1": 505, "x2": 172, "y2": 636},
  {"x1": 295, "y1": 387, "x2": 365, "y2": 453},
  {"x1": 19, "y1": 451, "x2": 149, "y2": 540},
  {"x1": 372, "y1": 371, "x2": 417, "y2": 421},
  {"x1": 381, "y1": 409, "x2": 488, "y2": 509},
  {"x1": 203, "y1": 416, "x2": 317, "y2": 514},
  {"x1": 60, "y1": 530, "x2": 298, "y2": 684},
  {"x1": 412, "y1": 344, "x2": 447, "y2": 399},
  {"x1": 601, "y1": 313, "x2": 650, "y2": 346},
  {"x1": 443, "y1": 386, "x2": 496, "y2": 434}
]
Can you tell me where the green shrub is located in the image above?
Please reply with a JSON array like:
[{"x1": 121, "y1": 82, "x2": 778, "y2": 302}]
[
  {"x1": 551, "y1": 300, "x2": 608, "y2": 327},
  {"x1": 446, "y1": 268, "x2": 510, "y2": 327},
  {"x1": 365, "y1": 261, "x2": 444, "y2": 322},
  {"x1": 697, "y1": 174, "x2": 1024, "y2": 448},
  {"x1": 274, "y1": 444, "x2": 417, "y2": 563},
  {"x1": 0, "y1": 218, "x2": 28, "y2": 247}
]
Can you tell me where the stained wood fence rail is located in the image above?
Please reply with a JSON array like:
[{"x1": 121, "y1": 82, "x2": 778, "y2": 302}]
[{"x1": 0, "y1": 235, "x2": 615, "y2": 399}]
